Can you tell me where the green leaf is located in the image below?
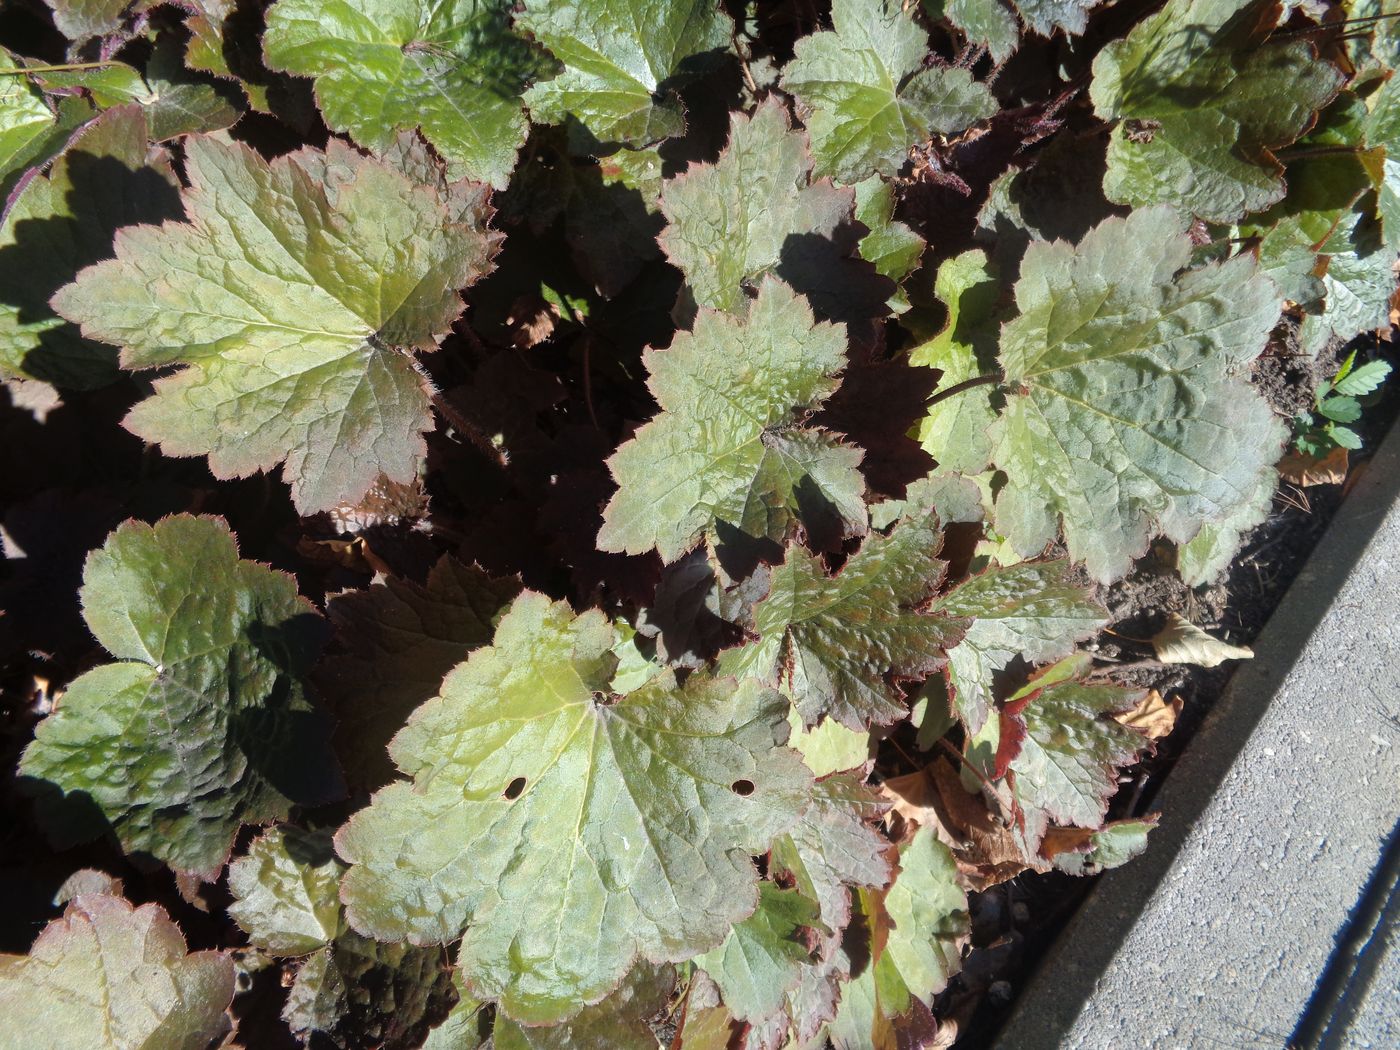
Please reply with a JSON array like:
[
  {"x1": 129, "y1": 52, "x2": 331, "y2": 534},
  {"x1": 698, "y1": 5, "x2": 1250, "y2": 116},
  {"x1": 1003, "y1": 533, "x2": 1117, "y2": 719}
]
[
  {"x1": 228, "y1": 827, "x2": 344, "y2": 957},
  {"x1": 696, "y1": 884, "x2": 827, "y2": 1023},
  {"x1": 1333, "y1": 357, "x2": 1392, "y2": 396},
  {"x1": 284, "y1": 933, "x2": 455, "y2": 1048},
  {"x1": 320, "y1": 555, "x2": 520, "y2": 791},
  {"x1": 20, "y1": 515, "x2": 341, "y2": 876},
  {"x1": 597, "y1": 278, "x2": 867, "y2": 563},
  {"x1": 1318, "y1": 394, "x2": 1363, "y2": 423},
  {"x1": 932, "y1": 559, "x2": 1106, "y2": 733},
  {"x1": 337, "y1": 592, "x2": 813, "y2": 1024},
  {"x1": 263, "y1": 0, "x2": 542, "y2": 188},
  {"x1": 991, "y1": 206, "x2": 1287, "y2": 583},
  {"x1": 717, "y1": 511, "x2": 966, "y2": 729},
  {"x1": 782, "y1": 0, "x2": 996, "y2": 183},
  {"x1": 421, "y1": 970, "x2": 491, "y2": 1050},
  {"x1": 826, "y1": 826, "x2": 966, "y2": 1048},
  {"x1": 853, "y1": 175, "x2": 925, "y2": 313},
  {"x1": 657, "y1": 100, "x2": 857, "y2": 317},
  {"x1": 494, "y1": 963, "x2": 676, "y2": 1049},
  {"x1": 1177, "y1": 464, "x2": 1275, "y2": 587},
  {"x1": 53, "y1": 135, "x2": 499, "y2": 513},
  {"x1": 44, "y1": 0, "x2": 130, "y2": 42},
  {"x1": 1005, "y1": 654, "x2": 1147, "y2": 851},
  {"x1": 0, "y1": 48, "x2": 59, "y2": 183},
  {"x1": 787, "y1": 709, "x2": 874, "y2": 777},
  {"x1": 0, "y1": 894, "x2": 233, "y2": 1050},
  {"x1": 519, "y1": 0, "x2": 731, "y2": 150},
  {"x1": 1327, "y1": 422, "x2": 1364, "y2": 449},
  {"x1": 770, "y1": 773, "x2": 894, "y2": 932},
  {"x1": 1011, "y1": 0, "x2": 1097, "y2": 36},
  {"x1": 942, "y1": 0, "x2": 1019, "y2": 63},
  {"x1": 911, "y1": 249, "x2": 1003, "y2": 476},
  {"x1": 1048, "y1": 817, "x2": 1157, "y2": 875},
  {"x1": 1090, "y1": 0, "x2": 1343, "y2": 222},
  {"x1": 0, "y1": 105, "x2": 181, "y2": 389}
]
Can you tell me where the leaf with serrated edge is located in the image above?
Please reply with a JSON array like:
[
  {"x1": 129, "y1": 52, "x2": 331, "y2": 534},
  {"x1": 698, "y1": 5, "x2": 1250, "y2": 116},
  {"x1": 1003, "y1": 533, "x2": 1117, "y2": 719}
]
[
  {"x1": 1046, "y1": 817, "x2": 1157, "y2": 875},
  {"x1": 320, "y1": 555, "x2": 521, "y2": 791},
  {"x1": 826, "y1": 826, "x2": 966, "y2": 1048},
  {"x1": 782, "y1": 0, "x2": 996, "y2": 184},
  {"x1": 932, "y1": 560, "x2": 1106, "y2": 734},
  {"x1": 53, "y1": 135, "x2": 498, "y2": 514},
  {"x1": 0, "y1": 894, "x2": 233, "y2": 1050},
  {"x1": 946, "y1": 0, "x2": 1019, "y2": 62},
  {"x1": 0, "y1": 47, "x2": 57, "y2": 185},
  {"x1": 771, "y1": 773, "x2": 894, "y2": 932},
  {"x1": 519, "y1": 0, "x2": 731, "y2": 149},
  {"x1": 44, "y1": 0, "x2": 129, "y2": 41},
  {"x1": 1006, "y1": 654, "x2": 1147, "y2": 852},
  {"x1": 1012, "y1": 0, "x2": 1096, "y2": 36},
  {"x1": 991, "y1": 206, "x2": 1286, "y2": 583},
  {"x1": 285, "y1": 931, "x2": 454, "y2": 1047},
  {"x1": 494, "y1": 962, "x2": 675, "y2": 1049},
  {"x1": 228, "y1": 827, "x2": 343, "y2": 957},
  {"x1": 1178, "y1": 465, "x2": 1275, "y2": 586},
  {"x1": 337, "y1": 592, "x2": 812, "y2": 1024},
  {"x1": 718, "y1": 512, "x2": 965, "y2": 729},
  {"x1": 853, "y1": 175, "x2": 924, "y2": 312},
  {"x1": 20, "y1": 516, "x2": 341, "y2": 876},
  {"x1": 0, "y1": 105, "x2": 181, "y2": 389},
  {"x1": 696, "y1": 884, "x2": 827, "y2": 1024},
  {"x1": 1090, "y1": 0, "x2": 1342, "y2": 222},
  {"x1": 658, "y1": 100, "x2": 854, "y2": 315},
  {"x1": 912, "y1": 249, "x2": 1003, "y2": 476},
  {"x1": 264, "y1": 0, "x2": 541, "y2": 188},
  {"x1": 598, "y1": 278, "x2": 866, "y2": 563}
]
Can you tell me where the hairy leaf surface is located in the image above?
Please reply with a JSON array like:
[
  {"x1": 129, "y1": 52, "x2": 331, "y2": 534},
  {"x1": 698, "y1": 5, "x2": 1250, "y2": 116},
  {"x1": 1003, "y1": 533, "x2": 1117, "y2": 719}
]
[
  {"x1": 54, "y1": 135, "x2": 498, "y2": 513},
  {"x1": 991, "y1": 206, "x2": 1286, "y2": 582},
  {"x1": 598, "y1": 278, "x2": 866, "y2": 563},
  {"x1": 264, "y1": 0, "x2": 541, "y2": 188},
  {"x1": 1090, "y1": 0, "x2": 1342, "y2": 221},
  {"x1": 0, "y1": 894, "x2": 233, "y2": 1050},
  {"x1": 337, "y1": 592, "x2": 812, "y2": 1024},
  {"x1": 782, "y1": 0, "x2": 996, "y2": 183},
  {"x1": 21, "y1": 516, "x2": 341, "y2": 876},
  {"x1": 718, "y1": 512, "x2": 964, "y2": 729},
  {"x1": 519, "y1": 0, "x2": 730, "y2": 149}
]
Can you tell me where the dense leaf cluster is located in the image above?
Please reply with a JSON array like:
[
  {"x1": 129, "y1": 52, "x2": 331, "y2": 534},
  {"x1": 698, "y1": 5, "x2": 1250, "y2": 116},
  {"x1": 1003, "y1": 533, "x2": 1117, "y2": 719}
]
[{"x1": 0, "y1": 0, "x2": 1395, "y2": 1045}]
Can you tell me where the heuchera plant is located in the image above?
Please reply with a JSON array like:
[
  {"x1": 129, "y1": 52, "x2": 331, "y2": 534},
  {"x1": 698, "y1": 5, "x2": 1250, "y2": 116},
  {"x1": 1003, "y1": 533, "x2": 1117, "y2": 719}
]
[{"x1": 0, "y1": 0, "x2": 1395, "y2": 1044}]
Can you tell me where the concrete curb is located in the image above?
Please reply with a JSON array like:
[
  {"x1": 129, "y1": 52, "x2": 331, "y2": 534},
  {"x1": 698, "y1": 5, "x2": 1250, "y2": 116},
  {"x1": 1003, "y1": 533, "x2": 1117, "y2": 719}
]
[{"x1": 992, "y1": 420, "x2": 1400, "y2": 1049}]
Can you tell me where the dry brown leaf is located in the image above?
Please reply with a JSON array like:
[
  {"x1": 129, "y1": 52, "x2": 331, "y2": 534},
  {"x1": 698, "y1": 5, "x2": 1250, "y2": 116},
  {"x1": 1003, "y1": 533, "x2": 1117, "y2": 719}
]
[
  {"x1": 926, "y1": 761, "x2": 1040, "y2": 890},
  {"x1": 880, "y1": 768, "x2": 964, "y2": 849},
  {"x1": 1278, "y1": 446, "x2": 1348, "y2": 487},
  {"x1": 1151, "y1": 613, "x2": 1253, "y2": 667},
  {"x1": 1113, "y1": 689, "x2": 1182, "y2": 741}
]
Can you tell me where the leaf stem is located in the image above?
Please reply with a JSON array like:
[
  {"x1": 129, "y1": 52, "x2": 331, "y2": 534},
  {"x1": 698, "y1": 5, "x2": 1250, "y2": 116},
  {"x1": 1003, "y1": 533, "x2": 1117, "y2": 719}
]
[
  {"x1": 925, "y1": 371, "x2": 1003, "y2": 410},
  {"x1": 0, "y1": 61, "x2": 116, "y2": 74}
]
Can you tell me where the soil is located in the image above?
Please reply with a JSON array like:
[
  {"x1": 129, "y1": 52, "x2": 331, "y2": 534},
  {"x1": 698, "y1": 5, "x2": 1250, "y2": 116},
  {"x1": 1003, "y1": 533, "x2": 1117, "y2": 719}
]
[{"x1": 947, "y1": 327, "x2": 1400, "y2": 1047}]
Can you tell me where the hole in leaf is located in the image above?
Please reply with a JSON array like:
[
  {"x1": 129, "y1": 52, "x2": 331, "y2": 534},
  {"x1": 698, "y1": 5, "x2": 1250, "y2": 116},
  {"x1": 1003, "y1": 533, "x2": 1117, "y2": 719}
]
[
  {"x1": 730, "y1": 779, "x2": 755, "y2": 796},
  {"x1": 503, "y1": 777, "x2": 526, "y2": 800}
]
